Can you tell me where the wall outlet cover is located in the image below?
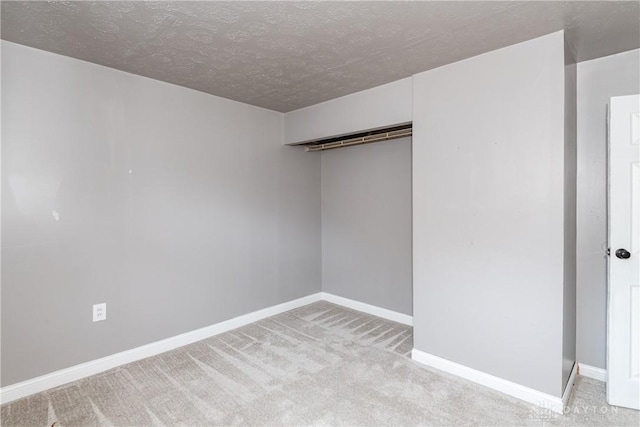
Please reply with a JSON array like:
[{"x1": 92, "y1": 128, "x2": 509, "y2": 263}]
[{"x1": 93, "y1": 303, "x2": 106, "y2": 322}]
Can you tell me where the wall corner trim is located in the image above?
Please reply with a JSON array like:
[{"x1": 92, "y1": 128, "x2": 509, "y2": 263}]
[
  {"x1": 320, "y1": 292, "x2": 413, "y2": 326},
  {"x1": 411, "y1": 348, "x2": 575, "y2": 414},
  {"x1": 562, "y1": 362, "x2": 578, "y2": 408},
  {"x1": 0, "y1": 293, "x2": 323, "y2": 404},
  {"x1": 578, "y1": 363, "x2": 607, "y2": 382}
]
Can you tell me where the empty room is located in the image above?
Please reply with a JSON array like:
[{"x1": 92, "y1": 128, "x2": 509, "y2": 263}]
[{"x1": 1, "y1": 1, "x2": 639, "y2": 425}]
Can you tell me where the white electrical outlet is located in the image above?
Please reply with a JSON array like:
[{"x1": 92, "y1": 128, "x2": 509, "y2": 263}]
[{"x1": 93, "y1": 303, "x2": 107, "y2": 322}]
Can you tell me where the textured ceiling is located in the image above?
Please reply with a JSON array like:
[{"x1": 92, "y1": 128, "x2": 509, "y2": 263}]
[{"x1": 2, "y1": 1, "x2": 639, "y2": 112}]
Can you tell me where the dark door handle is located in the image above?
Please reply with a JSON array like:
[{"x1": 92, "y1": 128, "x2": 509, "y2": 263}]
[{"x1": 615, "y1": 248, "x2": 631, "y2": 259}]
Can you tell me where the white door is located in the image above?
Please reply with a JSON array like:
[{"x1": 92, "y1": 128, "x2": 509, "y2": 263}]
[{"x1": 607, "y1": 94, "x2": 640, "y2": 410}]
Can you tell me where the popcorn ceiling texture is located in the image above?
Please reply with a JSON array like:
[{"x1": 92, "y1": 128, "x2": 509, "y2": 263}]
[{"x1": 1, "y1": 1, "x2": 639, "y2": 112}]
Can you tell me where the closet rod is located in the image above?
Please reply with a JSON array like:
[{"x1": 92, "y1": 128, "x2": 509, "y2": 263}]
[{"x1": 305, "y1": 128, "x2": 412, "y2": 152}]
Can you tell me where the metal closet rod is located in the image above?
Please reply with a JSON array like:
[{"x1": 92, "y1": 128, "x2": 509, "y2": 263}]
[{"x1": 305, "y1": 128, "x2": 412, "y2": 152}]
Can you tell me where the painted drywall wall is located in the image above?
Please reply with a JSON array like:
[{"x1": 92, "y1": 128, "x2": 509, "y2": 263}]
[
  {"x1": 284, "y1": 77, "x2": 412, "y2": 145},
  {"x1": 1, "y1": 41, "x2": 321, "y2": 386},
  {"x1": 562, "y1": 41, "x2": 577, "y2": 391},
  {"x1": 576, "y1": 49, "x2": 640, "y2": 370},
  {"x1": 412, "y1": 32, "x2": 572, "y2": 397},
  {"x1": 321, "y1": 138, "x2": 412, "y2": 315}
]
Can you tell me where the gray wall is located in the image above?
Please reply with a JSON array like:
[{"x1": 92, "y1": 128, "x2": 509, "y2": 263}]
[
  {"x1": 562, "y1": 42, "x2": 577, "y2": 391},
  {"x1": 321, "y1": 138, "x2": 412, "y2": 315},
  {"x1": 576, "y1": 48, "x2": 640, "y2": 370},
  {"x1": 1, "y1": 41, "x2": 321, "y2": 386},
  {"x1": 412, "y1": 32, "x2": 571, "y2": 397}
]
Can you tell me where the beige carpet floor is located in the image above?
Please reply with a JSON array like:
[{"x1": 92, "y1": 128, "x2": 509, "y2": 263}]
[{"x1": 2, "y1": 301, "x2": 638, "y2": 426}]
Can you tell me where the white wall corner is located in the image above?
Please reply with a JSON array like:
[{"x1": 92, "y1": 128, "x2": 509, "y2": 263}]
[{"x1": 411, "y1": 348, "x2": 573, "y2": 414}]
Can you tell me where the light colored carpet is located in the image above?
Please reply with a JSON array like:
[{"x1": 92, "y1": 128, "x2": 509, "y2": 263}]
[{"x1": 2, "y1": 301, "x2": 638, "y2": 426}]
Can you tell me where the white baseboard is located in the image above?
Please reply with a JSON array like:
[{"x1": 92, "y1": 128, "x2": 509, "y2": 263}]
[
  {"x1": 1, "y1": 292, "x2": 412, "y2": 404},
  {"x1": 578, "y1": 363, "x2": 607, "y2": 382},
  {"x1": 320, "y1": 292, "x2": 413, "y2": 326},
  {"x1": 412, "y1": 348, "x2": 576, "y2": 414},
  {"x1": 0, "y1": 293, "x2": 323, "y2": 404},
  {"x1": 2, "y1": 292, "x2": 581, "y2": 413},
  {"x1": 562, "y1": 362, "x2": 578, "y2": 408}
]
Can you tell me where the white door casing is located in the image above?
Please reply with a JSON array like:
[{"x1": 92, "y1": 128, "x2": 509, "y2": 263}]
[{"x1": 607, "y1": 94, "x2": 640, "y2": 410}]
